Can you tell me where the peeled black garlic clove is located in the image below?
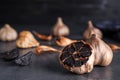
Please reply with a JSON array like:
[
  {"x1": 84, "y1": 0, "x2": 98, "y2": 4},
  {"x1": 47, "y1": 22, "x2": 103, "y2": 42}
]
[
  {"x1": 0, "y1": 24, "x2": 18, "y2": 41},
  {"x1": 52, "y1": 17, "x2": 70, "y2": 36},
  {"x1": 0, "y1": 48, "x2": 19, "y2": 61},
  {"x1": 86, "y1": 34, "x2": 113, "y2": 66},
  {"x1": 59, "y1": 41, "x2": 94, "y2": 74},
  {"x1": 83, "y1": 21, "x2": 102, "y2": 39},
  {"x1": 33, "y1": 31, "x2": 52, "y2": 41},
  {"x1": 55, "y1": 36, "x2": 77, "y2": 47},
  {"x1": 14, "y1": 51, "x2": 34, "y2": 66}
]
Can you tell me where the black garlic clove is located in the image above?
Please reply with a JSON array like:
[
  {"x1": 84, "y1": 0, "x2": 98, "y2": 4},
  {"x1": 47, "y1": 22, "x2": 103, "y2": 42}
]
[
  {"x1": 14, "y1": 51, "x2": 34, "y2": 66},
  {"x1": 0, "y1": 48, "x2": 19, "y2": 61}
]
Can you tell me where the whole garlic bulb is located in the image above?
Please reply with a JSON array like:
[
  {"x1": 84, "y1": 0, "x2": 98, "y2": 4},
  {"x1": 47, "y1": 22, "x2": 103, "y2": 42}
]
[
  {"x1": 59, "y1": 41, "x2": 95, "y2": 74},
  {"x1": 83, "y1": 21, "x2": 102, "y2": 39},
  {"x1": 0, "y1": 24, "x2": 18, "y2": 41},
  {"x1": 86, "y1": 34, "x2": 113, "y2": 66},
  {"x1": 52, "y1": 17, "x2": 70, "y2": 36}
]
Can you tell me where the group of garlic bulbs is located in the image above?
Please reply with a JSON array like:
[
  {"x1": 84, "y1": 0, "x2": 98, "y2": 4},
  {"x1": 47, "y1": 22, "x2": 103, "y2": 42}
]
[{"x1": 0, "y1": 18, "x2": 115, "y2": 75}]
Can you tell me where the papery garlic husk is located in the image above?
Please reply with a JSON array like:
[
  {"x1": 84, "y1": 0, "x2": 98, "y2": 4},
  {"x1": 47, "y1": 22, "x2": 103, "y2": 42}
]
[
  {"x1": 83, "y1": 21, "x2": 102, "y2": 39},
  {"x1": 55, "y1": 36, "x2": 77, "y2": 47},
  {"x1": 36, "y1": 45, "x2": 60, "y2": 55},
  {"x1": 108, "y1": 43, "x2": 120, "y2": 50},
  {"x1": 52, "y1": 17, "x2": 70, "y2": 36},
  {"x1": 33, "y1": 31, "x2": 52, "y2": 41},
  {"x1": 86, "y1": 34, "x2": 113, "y2": 66},
  {"x1": 0, "y1": 24, "x2": 18, "y2": 41},
  {"x1": 59, "y1": 41, "x2": 95, "y2": 74},
  {"x1": 16, "y1": 31, "x2": 39, "y2": 48}
]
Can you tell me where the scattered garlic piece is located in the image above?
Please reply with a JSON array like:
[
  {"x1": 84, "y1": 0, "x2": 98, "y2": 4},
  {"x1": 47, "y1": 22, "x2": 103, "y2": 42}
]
[{"x1": 16, "y1": 31, "x2": 39, "y2": 48}]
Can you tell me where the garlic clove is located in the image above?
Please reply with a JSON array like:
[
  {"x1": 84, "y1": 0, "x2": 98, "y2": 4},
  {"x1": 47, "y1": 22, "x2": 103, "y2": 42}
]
[
  {"x1": 52, "y1": 17, "x2": 70, "y2": 36},
  {"x1": 83, "y1": 21, "x2": 102, "y2": 39},
  {"x1": 16, "y1": 31, "x2": 39, "y2": 48},
  {"x1": 86, "y1": 34, "x2": 113, "y2": 66},
  {"x1": 0, "y1": 24, "x2": 18, "y2": 41},
  {"x1": 59, "y1": 41, "x2": 94, "y2": 74},
  {"x1": 36, "y1": 45, "x2": 60, "y2": 55},
  {"x1": 55, "y1": 36, "x2": 77, "y2": 47}
]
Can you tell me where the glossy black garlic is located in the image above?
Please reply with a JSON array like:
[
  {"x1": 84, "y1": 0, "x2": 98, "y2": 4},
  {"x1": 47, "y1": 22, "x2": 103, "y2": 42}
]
[
  {"x1": 60, "y1": 41, "x2": 92, "y2": 67},
  {"x1": 14, "y1": 51, "x2": 34, "y2": 66},
  {"x1": 0, "y1": 48, "x2": 19, "y2": 61}
]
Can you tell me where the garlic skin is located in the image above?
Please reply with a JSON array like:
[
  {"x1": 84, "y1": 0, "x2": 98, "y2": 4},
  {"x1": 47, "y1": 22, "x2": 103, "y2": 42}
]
[
  {"x1": 52, "y1": 17, "x2": 70, "y2": 36},
  {"x1": 86, "y1": 34, "x2": 113, "y2": 66},
  {"x1": 83, "y1": 21, "x2": 102, "y2": 39},
  {"x1": 0, "y1": 24, "x2": 18, "y2": 41},
  {"x1": 36, "y1": 45, "x2": 60, "y2": 55},
  {"x1": 55, "y1": 36, "x2": 77, "y2": 47}
]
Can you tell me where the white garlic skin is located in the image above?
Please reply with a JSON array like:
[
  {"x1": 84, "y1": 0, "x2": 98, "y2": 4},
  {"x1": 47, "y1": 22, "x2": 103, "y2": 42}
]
[
  {"x1": 0, "y1": 24, "x2": 18, "y2": 41},
  {"x1": 86, "y1": 34, "x2": 113, "y2": 66},
  {"x1": 83, "y1": 21, "x2": 102, "y2": 39},
  {"x1": 52, "y1": 17, "x2": 70, "y2": 36}
]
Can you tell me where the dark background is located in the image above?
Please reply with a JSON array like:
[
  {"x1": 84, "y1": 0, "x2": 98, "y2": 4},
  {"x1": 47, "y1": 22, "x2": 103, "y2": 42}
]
[
  {"x1": 0, "y1": 0, "x2": 120, "y2": 41},
  {"x1": 0, "y1": 0, "x2": 120, "y2": 25}
]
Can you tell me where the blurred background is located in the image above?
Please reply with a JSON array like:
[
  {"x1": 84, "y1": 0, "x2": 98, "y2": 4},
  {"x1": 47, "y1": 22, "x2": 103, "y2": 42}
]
[{"x1": 0, "y1": 0, "x2": 120, "y2": 40}]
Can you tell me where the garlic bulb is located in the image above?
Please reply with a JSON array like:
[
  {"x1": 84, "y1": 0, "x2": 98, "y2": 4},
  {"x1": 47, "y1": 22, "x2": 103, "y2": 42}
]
[
  {"x1": 59, "y1": 41, "x2": 95, "y2": 74},
  {"x1": 86, "y1": 34, "x2": 113, "y2": 66},
  {"x1": 0, "y1": 24, "x2": 18, "y2": 41},
  {"x1": 52, "y1": 17, "x2": 70, "y2": 36},
  {"x1": 83, "y1": 21, "x2": 102, "y2": 39}
]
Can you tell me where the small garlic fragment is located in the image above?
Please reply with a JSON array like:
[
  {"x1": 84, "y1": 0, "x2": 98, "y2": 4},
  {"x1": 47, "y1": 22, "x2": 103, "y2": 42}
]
[
  {"x1": 83, "y1": 21, "x2": 102, "y2": 39},
  {"x1": 0, "y1": 24, "x2": 18, "y2": 41},
  {"x1": 36, "y1": 45, "x2": 60, "y2": 55},
  {"x1": 52, "y1": 17, "x2": 70, "y2": 36},
  {"x1": 33, "y1": 31, "x2": 52, "y2": 41},
  {"x1": 55, "y1": 36, "x2": 77, "y2": 47},
  {"x1": 108, "y1": 43, "x2": 120, "y2": 50}
]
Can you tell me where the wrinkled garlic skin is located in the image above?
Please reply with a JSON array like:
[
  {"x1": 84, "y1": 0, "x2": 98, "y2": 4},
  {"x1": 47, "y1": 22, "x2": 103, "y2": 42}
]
[
  {"x1": 0, "y1": 24, "x2": 18, "y2": 41},
  {"x1": 16, "y1": 31, "x2": 39, "y2": 48},
  {"x1": 52, "y1": 17, "x2": 70, "y2": 36},
  {"x1": 83, "y1": 21, "x2": 102, "y2": 39},
  {"x1": 86, "y1": 34, "x2": 113, "y2": 66},
  {"x1": 59, "y1": 41, "x2": 95, "y2": 74}
]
